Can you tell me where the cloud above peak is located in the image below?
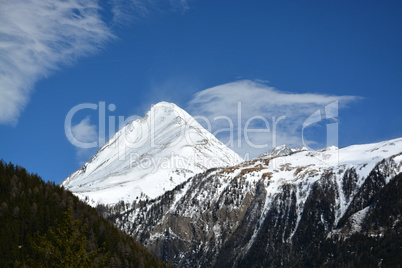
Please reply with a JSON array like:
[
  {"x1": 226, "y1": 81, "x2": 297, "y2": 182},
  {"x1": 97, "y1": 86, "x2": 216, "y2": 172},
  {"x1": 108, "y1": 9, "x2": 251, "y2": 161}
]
[
  {"x1": 188, "y1": 80, "x2": 360, "y2": 158},
  {"x1": 190, "y1": 80, "x2": 357, "y2": 115}
]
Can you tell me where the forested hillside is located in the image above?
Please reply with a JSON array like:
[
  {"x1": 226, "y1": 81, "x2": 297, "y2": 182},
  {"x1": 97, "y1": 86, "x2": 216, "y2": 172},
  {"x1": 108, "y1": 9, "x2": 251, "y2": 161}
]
[{"x1": 0, "y1": 160, "x2": 169, "y2": 267}]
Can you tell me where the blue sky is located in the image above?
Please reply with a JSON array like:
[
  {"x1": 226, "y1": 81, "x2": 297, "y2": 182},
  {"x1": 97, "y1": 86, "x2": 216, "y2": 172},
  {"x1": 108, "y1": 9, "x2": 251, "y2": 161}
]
[{"x1": 1, "y1": 0, "x2": 401, "y2": 184}]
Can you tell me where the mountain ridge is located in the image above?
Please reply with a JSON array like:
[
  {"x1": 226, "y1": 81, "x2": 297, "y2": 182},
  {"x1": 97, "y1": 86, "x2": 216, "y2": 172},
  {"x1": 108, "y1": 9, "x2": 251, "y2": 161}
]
[
  {"x1": 62, "y1": 102, "x2": 243, "y2": 205},
  {"x1": 62, "y1": 101, "x2": 402, "y2": 266},
  {"x1": 99, "y1": 137, "x2": 402, "y2": 267}
]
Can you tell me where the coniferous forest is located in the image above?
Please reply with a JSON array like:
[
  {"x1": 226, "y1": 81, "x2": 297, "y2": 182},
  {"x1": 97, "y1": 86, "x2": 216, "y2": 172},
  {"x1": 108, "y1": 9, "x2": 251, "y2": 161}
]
[{"x1": 0, "y1": 160, "x2": 169, "y2": 267}]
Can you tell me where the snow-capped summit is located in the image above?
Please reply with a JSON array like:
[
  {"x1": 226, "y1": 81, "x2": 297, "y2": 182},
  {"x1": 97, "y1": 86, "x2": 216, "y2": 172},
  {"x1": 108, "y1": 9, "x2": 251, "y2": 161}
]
[
  {"x1": 62, "y1": 102, "x2": 243, "y2": 205},
  {"x1": 260, "y1": 144, "x2": 295, "y2": 158},
  {"x1": 260, "y1": 144, "x2": 311, "y2": 159}
]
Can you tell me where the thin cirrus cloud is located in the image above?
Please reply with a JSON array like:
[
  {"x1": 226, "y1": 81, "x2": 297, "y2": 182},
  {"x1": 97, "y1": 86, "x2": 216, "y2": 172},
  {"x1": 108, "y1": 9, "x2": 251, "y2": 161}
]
[
  {"x1": 188, "y1": 80, "x2": 360, "y2": 158},
  {"x1": 0, "y1": 0, "x2": 113, "y2": 125},
  {"x1": 0, "y1": 0, "x2": 190, "y2": 125},
  {"x1": 109, "y1": 0, "x2": 190, "y2": 24},
  {"x1": 71, "y1": 116, "x2": 98, "y2": 164}
]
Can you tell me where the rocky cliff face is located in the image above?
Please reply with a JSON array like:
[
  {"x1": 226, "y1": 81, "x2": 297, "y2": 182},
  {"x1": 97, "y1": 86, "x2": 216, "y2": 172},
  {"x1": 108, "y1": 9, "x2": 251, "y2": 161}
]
[{"x1": 99, "y1": 138, "x2": 402, "y2": 267}]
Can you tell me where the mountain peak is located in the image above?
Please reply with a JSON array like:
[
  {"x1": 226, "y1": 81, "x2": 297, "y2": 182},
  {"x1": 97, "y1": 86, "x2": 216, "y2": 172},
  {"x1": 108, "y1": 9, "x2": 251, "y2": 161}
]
[
  {"x1": 259, "y1": 144, "x2": 311, "y2": 158},
  {"x1": 62, "y1": 102, "x2": 243, "y2": 205},
  {"x1": 260, "y1": 144, "x2": 293, "y2": 158},
  {"x1": 144, "y1": 101, "x2": 195, "y2": 128},
  {"x1": 150, "y1": 101, "x2": 178, "y2": 111}
]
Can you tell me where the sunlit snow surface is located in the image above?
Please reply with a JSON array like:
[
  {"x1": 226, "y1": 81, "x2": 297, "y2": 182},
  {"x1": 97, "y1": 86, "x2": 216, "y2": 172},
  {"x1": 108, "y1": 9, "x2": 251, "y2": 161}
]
[
  {"x1": 63, "y1": 101, "x2": 402, "y2": 212},
  {"x1": 62, "y1": 102, "x2": 243, "y2": 205},
  {"x1": 250, "y1": 138, "x2": 402, "y2": 230},
  {"x1": 115, "y1": 136, "x2": 402, "y2": 258}
]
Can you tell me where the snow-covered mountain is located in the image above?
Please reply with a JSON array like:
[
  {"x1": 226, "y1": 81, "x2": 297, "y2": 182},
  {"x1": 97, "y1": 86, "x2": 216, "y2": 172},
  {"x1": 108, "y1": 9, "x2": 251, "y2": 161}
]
[
  {"x1": 62, "y1": 102, "x2": 243, "y2": 205},
  {"x1": 102, "y1": 137, "x2": 402, "y2": 267},
  {"x1": 259, "y1": 144, "x2": 308, "y2": 158}
]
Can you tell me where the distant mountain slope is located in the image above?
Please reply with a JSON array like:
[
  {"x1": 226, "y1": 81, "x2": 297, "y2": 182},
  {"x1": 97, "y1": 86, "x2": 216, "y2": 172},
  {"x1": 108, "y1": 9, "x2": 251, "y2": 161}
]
[
  {"x1": 0, "y1": 161, "x2": 169, "y2": 267},
  {"x1": 101, "y1": 138, "x2": 402, "y2": 267},
  {"x1": 62, "y1": 102, "x2": 243, "y2": 205},
  {"x1": 259, "y1": 144, "x2": 306, "y2": 158}
]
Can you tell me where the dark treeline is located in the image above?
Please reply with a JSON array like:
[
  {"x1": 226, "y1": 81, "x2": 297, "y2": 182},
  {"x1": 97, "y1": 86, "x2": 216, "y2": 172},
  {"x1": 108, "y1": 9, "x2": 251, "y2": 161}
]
[{"x1": 0, "y1": 160, "x2": 169, "y2": 267}]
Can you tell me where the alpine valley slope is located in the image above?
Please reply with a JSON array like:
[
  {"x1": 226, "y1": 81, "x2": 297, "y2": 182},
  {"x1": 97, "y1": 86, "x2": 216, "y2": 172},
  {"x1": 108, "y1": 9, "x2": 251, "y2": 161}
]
[
  {"x1": 104, "y1": 137, "x2": 402, "y2": 267},
  {"x1": 62, "y1": 102, "x2": 243, "y2": 205}
]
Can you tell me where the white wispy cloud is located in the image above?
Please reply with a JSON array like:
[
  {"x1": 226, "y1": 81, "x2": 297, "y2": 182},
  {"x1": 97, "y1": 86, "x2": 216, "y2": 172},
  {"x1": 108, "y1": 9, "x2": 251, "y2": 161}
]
[
  {"x1": 0, "y1": 0, "x2": 113, "y2": 124},
  {"x1": 71, "y1": 117, "x2": 98, "y2": 145},
  {"x1": 188, "y1": 80, "x2": 359, "y2": 158},
  {"x1": 71, "y1": 116, "x2": 98, "y2": 164},
  {"x1": 0, "y1": 0, "x2": 190, "y2": 125}
]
